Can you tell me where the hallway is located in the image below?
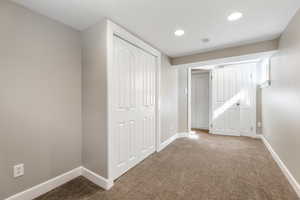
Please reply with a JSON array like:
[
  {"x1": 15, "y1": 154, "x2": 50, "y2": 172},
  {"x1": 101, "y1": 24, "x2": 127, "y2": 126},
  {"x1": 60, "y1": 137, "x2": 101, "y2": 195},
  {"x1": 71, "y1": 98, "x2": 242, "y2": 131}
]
[{"x1": 35, "y1": 133, "x2": 298, "y2": 200}]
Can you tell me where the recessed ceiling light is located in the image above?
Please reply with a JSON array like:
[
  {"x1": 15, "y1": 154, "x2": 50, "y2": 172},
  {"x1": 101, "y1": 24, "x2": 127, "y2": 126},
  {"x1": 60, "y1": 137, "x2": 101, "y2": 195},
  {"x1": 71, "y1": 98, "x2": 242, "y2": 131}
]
[
  {"x1": 227, "y1": 12, "x2": 243, "y2": 21},
  {"x1": 174, "y1": 29, "x2": 185, "y2": 37}
]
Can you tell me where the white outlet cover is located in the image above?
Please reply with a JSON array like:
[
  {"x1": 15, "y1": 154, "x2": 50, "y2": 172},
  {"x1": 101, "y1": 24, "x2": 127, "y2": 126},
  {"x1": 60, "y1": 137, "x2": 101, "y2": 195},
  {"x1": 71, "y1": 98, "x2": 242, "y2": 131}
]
[{"x1": 14, "y1": 164, "x2": 24, "y2": 178}]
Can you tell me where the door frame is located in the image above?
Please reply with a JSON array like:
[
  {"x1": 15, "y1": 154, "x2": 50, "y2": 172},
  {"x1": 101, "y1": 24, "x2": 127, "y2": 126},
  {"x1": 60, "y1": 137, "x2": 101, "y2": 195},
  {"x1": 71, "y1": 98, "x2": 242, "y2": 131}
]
[
  {"x1": 188, "y1": 69, "x2": 211, "y2": 131},
  {"x1": 187, "y1": 68, "x2": 212, "y2": 133},
  {"x1": 187, "y1": 60, "x2": 260, "y2": 137},
  {"x1": 106, "y1": 21, "x2": 161, "y2": 181}
]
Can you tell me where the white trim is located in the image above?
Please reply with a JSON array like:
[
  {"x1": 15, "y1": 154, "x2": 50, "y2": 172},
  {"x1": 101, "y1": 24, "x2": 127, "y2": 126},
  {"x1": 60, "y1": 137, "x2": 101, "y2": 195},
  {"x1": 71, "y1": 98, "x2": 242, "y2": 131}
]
[
  {"x1": 155, "y1": 44, "x2": 162, "y2": 156},
  {"x1": 172, "y1": 51, "x2": 278, "y2": 69},
  {"x1": 81, "y1": 167, "x2": 114, "y2": 190},
  {"x1": 107, "y1": 20, "x2": 160, "y2": 57},
  {"x1": 260, "y1": 135, "x2": 300, "y2": 197},
  {"x1": 5, "y1": 167, "x2": 82, "y2": 200},
  {"x1": 157, "y1": 132, "x2": 195, "y2": 152},
  {"x1": 187, "y1": 68, "x2": 192, "y2": 132},
  {"x1": 258, "y1": 58, "x2": 271, "y2": 88},
  {"x1": 157, "y1": 134, "x2": 178, "y2": 152},
  {"x1": 252, "y1": 65, "x2": 258, "y2": 137},
  {"x1": 5, "y1": 167, "x2": 114, "y2": 200},
  {"x1": 251, "y1": 134, "x2": 262, "y2": 139},
  {"x1": 209, "y1": 71, "x2": 213, "y2": 133},
  {"x1": 106, "y1": 19, "x2": 113, "y2": 182},
  {"x1": 260, "y1": 80, "x2": 271, "y2": 88},
  {"x1": 177, "y1": 132, "x2": 193, "y2": 138}
]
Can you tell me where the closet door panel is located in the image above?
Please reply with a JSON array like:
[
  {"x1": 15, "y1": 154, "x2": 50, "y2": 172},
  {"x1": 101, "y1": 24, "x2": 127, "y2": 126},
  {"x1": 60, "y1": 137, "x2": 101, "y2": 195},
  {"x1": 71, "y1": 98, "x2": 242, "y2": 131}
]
[
  {"x1": 112, "y1": 36, "x2": 138, "y2": 178},
  {"x1": 212, "y1": 67, "x2": 240, "y2": 136},
  {"x1": 139, "y1": 50, "x2": 156, "y2": 158},
  {"x1": 239, "y1": 63, "x2": 256, "y2": 137},
  {"x1": 211, "y1": 63, "x2": 256, "y2": 137},
  {"x1": 112, "y1": 36, "x2": 156, "y2": 180}
]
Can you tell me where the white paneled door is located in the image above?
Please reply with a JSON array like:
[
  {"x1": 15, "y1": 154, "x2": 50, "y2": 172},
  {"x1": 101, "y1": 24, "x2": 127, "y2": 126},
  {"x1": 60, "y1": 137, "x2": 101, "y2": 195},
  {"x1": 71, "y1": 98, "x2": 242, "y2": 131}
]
[
  {"x1": 191, "y1": 73, "x2": 209, "y2": 129},
  {"x1": 211, "y1": 63, "x2": 256, "y2": 137},
  {"x1": 111, "y1": 36, "x2": 156, "y2": 180}
]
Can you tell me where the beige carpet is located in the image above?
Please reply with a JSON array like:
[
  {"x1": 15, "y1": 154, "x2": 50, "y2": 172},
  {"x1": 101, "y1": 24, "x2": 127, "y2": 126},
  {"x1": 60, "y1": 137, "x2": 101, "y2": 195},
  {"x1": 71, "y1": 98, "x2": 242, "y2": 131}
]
[{"x1": 35, "y1": 133, "x2": 299, "y2": 200}]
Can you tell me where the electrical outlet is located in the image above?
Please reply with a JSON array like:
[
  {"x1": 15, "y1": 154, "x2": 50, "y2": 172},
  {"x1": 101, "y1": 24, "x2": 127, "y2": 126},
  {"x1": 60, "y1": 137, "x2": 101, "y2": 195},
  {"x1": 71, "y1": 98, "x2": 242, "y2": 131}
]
[{"x1": 14, "y1": 164, "x2": 24, "y2": 178}]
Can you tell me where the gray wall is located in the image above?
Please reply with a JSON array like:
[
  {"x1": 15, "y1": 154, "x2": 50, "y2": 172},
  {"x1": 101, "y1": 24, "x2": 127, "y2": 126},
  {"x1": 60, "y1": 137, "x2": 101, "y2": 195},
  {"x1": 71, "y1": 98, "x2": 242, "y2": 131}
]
[
  {"x1": 0, "y1": 2, "x2": 182, "y2": 198},
  {"x1": 177, "y1": 69, "x2": 189, "y2": 133},
  {"x1": 172, "y1": 39, "x2": 279, "y2": 65},
  {"x1": 81, "y1": 20, "x2": 108, "y2": 178},
  {"x1": 262, "y1": 9, "x2": 300, "y2": 184},
  {"x1": 160, "y1": 55, "x2": 178, "y2": 142},
  {"x1": 0, "y1": 1, "x2": 82, "y2": 199}
]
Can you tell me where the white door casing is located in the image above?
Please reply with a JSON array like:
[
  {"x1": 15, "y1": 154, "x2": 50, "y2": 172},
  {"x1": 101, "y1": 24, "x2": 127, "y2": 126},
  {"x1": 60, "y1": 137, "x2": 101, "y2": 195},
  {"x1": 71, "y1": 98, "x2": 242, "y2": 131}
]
[
  {"x1": 191, "y1": 73, "x2": 209, "y2": 129},
  {"x1": 211, "y1": 63, "x2": 256, "y2": 137},
  {"x1": 111, "y1": 36, "x2": 156, "y2": 180}
]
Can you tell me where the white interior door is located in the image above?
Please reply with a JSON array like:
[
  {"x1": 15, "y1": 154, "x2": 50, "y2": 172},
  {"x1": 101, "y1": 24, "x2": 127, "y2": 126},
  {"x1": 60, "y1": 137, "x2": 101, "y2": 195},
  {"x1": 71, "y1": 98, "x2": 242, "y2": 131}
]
[
  {"x1": 211, "y1": 63, "x2": 256, "y2": 137},
  {"x1": 191, "y1": 73, "x2": 209, "y2": 129},
  {"x1": 239, "y1": 63, "x2": 256, "y2": 137},
  {"x1": 111, "y1": 36, "x2": 156, "y2": 180}
]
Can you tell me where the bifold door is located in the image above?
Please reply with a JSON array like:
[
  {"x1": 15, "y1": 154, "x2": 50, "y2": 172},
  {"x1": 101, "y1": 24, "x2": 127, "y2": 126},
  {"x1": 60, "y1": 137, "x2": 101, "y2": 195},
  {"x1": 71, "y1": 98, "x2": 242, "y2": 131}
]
[
  {"x1": 211, "y1": 63, "x2": 256, "y2": 137},
  {"x1": 111, "y1": 36, "x2": 156, "y2": 180}
]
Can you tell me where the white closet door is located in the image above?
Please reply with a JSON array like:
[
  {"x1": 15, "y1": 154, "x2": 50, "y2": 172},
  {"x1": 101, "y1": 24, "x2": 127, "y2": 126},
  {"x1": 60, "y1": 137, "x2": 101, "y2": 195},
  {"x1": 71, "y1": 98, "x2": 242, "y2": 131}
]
[
  {"x1": 111, "y1": 36, "x2": 156, "y2": 180},
  {"x1": 239, "y1": 63, "x2": 256, "y2": 137},
  {"x1": 212, "y1": 66, "x2": 240, "y2": 136},
  {"x1": 191, "y1": 73, "x2": 209, "y2": 129},
  {"x1": 211, "y1": 63, "x2": 256, "y2": 137},
  {"x1": 137, "y1": 49, "x2": 156, "y2": 159}
]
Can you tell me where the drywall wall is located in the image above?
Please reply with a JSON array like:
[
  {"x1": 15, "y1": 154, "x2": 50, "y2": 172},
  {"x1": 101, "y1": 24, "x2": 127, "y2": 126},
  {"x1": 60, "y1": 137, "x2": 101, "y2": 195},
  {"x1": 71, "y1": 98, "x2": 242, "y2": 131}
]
[
  {"x1": 81, "y1": 20, "x2": 108, "y2": 178},
  {"x1": 178, "y1": 69, "x2": 189, "y2": 133},
  {"x1": 0, "y1": 1, "x2": 82, "y2": 199},
  {"x1": 160, "y1": 55, "x2": 178, "y2": 142},
  {"x1": 262, "y1": 9, "x2": 300, "y2": 184},
  {"x1": 172, "y1": 39, "x2": 279, "y2": 65}
]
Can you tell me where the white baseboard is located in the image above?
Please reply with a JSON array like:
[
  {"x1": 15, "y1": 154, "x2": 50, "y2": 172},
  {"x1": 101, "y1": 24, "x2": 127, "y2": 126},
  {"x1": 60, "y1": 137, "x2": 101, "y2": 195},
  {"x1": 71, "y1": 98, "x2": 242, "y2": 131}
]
[
  {"x1": 260, "y1": 135, "x2": 300, "y2": 197},
  {"x1": 157, "y1": 134, "x2": 178, "y2": 152},
  {"x1": 14, "y1": 134, "x2": 299, "y2": 200},
  {"x1": 158, "y1": 133, "x2": 300, "y2": 197},
  {"x1": 5, "y1": 167, "x2": 82, "y2": 200},
  {"x1": 251, "y1": 134, "x2": 263, "y2": 139},
  {"x1": 177, "y1": 132, "x2": 192, "y2": 138},
  {"x1": 5, "y1": 167, "x2": 114, "y2": 200},
  {"x1": 157, "y1": 132, "x2": 194, "y2": 152},
  {"x1": 81, "y1": 167, "x2": 113, "y2": 190},
  {"x1": 6, "y1": 131, "x2": 192, "y2": 200}
]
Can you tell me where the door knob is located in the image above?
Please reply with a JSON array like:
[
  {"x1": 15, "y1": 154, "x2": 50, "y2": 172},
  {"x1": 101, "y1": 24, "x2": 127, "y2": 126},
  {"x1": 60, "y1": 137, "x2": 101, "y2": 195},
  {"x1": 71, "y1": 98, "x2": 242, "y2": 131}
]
[{"x1": 236, "y1": 102, "x2": 240, "y2": 106}]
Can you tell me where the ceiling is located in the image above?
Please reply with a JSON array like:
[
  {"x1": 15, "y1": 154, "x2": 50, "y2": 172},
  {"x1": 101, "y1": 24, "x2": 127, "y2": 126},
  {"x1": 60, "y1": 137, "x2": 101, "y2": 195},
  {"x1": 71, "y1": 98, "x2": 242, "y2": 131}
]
[{"x1": 11, "y1": 0, "x2": 300, "y2": 57}]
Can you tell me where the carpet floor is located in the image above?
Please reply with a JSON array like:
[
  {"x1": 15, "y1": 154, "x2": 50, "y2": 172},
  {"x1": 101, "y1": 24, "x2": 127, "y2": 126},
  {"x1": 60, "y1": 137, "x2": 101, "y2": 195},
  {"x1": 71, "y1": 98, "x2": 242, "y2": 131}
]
[{"x1": 35, "y1": 132, "x2": 299, "y2": 200}]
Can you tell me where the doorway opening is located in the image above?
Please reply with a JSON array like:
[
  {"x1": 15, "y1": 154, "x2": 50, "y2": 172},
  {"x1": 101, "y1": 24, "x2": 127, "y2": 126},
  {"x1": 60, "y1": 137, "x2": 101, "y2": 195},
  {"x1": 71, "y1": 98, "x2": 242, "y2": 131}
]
[
  {"x1": 187, "y1": 60, "x2": 261, "y2": 138},
  {"x1": 190, "y1": 69, "x2": 210, "y2": 135}
]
